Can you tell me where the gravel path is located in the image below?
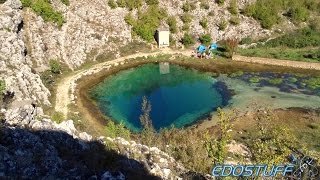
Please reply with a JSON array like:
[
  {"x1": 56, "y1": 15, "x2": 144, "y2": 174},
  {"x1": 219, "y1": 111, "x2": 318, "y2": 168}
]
[
  {"x1": 233, "y1": 55, "x2": 320, "y2": 70},
  {"x1": 55, "y1": 49, "x2": 192, "y2": 117}
]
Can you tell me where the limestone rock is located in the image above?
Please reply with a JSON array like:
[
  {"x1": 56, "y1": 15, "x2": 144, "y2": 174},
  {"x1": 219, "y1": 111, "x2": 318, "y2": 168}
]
[{"x1": 79, "y1": 132, "x2": 93, "y2": 141}]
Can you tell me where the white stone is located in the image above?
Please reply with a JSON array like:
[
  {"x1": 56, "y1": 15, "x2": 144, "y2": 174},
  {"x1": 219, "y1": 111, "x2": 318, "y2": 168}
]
[{"x1": 79, "y1": 132, "x2": 92, "y2": 141}]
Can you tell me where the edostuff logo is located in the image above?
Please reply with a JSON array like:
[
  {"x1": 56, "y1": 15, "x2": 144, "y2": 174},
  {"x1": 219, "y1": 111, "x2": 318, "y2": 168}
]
[{"x1": 212, "y1": 156, "x2": 319, "y2": 179}]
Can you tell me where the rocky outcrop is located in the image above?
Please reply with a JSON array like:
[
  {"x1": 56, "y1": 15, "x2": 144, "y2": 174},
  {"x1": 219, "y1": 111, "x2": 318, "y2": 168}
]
[
  {"x1": 0, "y1": 0, "x2": 51, "y2": 106},
  {"x1": 1, "y1": 103, "x2": 189, "y2": 179},
  {"x1": 161, "y1": 0, "x2": 269, "y2": 46},
  {"x1": 23, "y1": 0, "x2": 132, "y2": 70},
  {"x1": 106, "y1": 137, "x2": 187, "y2": 179}
]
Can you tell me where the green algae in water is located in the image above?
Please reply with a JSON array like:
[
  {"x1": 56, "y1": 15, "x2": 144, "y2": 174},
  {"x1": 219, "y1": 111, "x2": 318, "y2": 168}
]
[
  {"x1": 90, "y1": 64, "x2": 231, "y2": 132},
  {"x1": 268, "y1": 78, "x2": 283, "y2": 85}
]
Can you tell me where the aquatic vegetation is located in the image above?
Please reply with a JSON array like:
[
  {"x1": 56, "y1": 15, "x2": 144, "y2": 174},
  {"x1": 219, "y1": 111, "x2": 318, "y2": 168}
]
[
  {"x1": 268, "y1": 78, "x2": 283, "y2": 85},
  {"x1": 288, "y1": 77, "x2": 298, "y2": 83},
  {"x1": 229, "y1": 70, "x2": 244, "y2": 78},
  {"x1": 303, "y1": 77, "x2": 320, "y2": 90},
  {"x1": 249, "y1": 76, "x2": 261, "y2": 83}
]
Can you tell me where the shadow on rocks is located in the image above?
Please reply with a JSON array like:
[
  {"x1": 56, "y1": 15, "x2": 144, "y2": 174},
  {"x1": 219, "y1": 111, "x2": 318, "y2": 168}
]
[{"x1": 0, "y1": 126, "x2": 161, "y2": 180}]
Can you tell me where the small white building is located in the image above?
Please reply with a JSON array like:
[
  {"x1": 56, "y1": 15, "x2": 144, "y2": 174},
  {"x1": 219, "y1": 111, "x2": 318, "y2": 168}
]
[{"x1": 156, "y1": 25, "x2": 170, "y2": 48}]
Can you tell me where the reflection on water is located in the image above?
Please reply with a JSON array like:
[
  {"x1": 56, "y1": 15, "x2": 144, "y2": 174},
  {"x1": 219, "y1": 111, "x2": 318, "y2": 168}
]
[
  {"x1": 90, "y1": 64, "x2": 231, "y2": 131},
  {"x1": 90, "y1": 64, "x2": 320, "y2": 132}
]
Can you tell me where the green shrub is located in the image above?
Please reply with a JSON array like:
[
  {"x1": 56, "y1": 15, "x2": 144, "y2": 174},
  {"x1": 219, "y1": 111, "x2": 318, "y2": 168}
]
[
  {"x1": 180, "y1": 13, "x2": 193, "y2": 24},
  {"x1": 108, "y1": 0, "x2": 117, "y2": 9},
  {"x1": 240, "y1": 37, "x2": 252, "y2": 45},
  {"x1": 124, "y1": 5, "x2": 167, "y2": 42},
  {"x1": 169, "y1": 34, "x2": 176, "y2": 47},
  {"x1": 218, "y1": 19, "x2": 228, "y2": 30},
  {"x1": 182, "y1": 2, "x2": 196, "y2": 12},
  {"x1": 208, "y1": 11, "x2": 215, "y2": 16},
  {"x1": 243, "y1": 1, "x2": 280, "y2": 29},
  {"x1": 216, "y1": 0, "x2": 225, "y2": 6},
  {"x1": 125, "y1": 0, "x2": 142, "y2": 10},
  {"x1": 199, "y1": 18, "x2": 208, "y2": 29},
  {"x1": 0, "y1": 80, "x2": 5, "y2": 98},
  {"x1": 264, "y1": 28, "x2": 320, "y2": 48},
  {"x1": 167, "y1": 16, "x2": 178, "y2": 33},
  {"x1": 228, "y1": 0, "x2": 238, "y2": 15},
  {"x1": 116, "y1": 0, "x2": 142, "y2": 10},
  {"x1": 199, "y1": 34, "x2": 212, "y2": 46},
  {"x1": 243, "y1": 0, "x2": 317, "y2": 29},
  {"x1": 309, "y1": 18, "x2": 320, "y2": 31},
  {"x1": 116, "y1": 0, "x2": 126, "y2": 7},
  {"x1": 200, "y1": 1, "x2": 210, "y2": 10},
  {"x1": 51, "y1": 112, "x2": 64, "y2": 123},
  {"x1": 304, "y1": 0, "x2": 320, "y2": 11},
  {"x1": 287, "y1": 6, "x2": 310, "y2": 23},
  {"x1": 145, "y1": 0, "x2": 158, "y2": 5},
  {"x1": 60, "y1": 0, "x2": 69, "y2": 6},
  {"x1": 124, "y1": 13, "x2": 136, "y2": 26},
  {"x1": 181, "y1": 33, "x2": 195, "y2": 47},
  {"x1": 21, "y1": 0, "x2": 32, "y2": 7},
  {"x1": 229, "y1": 16, "x2": 240, "y2": 25},
  {"x1": 49, "y1": 59, "x2": 61, "y2": 74},
  {"x1": 105, "y1": 121, "x2": 131, "y2": 139},
  {"x1": 30, "y1": 0, "x2": 65, "y2": 27},
  {"x1": 182, "y1": 24, "x2": 190, "y2": 31}
]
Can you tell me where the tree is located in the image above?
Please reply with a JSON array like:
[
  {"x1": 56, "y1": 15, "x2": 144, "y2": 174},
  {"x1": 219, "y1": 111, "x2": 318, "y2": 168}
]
[
  {"x1": 181, "y1": 33, "x2": 195, "y2": 47},
  {"x1": 199, "y1": 34, "x2": 212, "y2": 46},
  {"x1": 224, "y1": 38, "x2": 239, "y2": 58}
]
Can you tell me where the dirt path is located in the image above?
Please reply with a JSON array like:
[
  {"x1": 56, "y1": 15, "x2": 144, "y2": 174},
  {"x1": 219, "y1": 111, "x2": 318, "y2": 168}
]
[
  {"x1": 55, "y1": 49, "x2": 192, "y2": 117},
  {"x1": 233, "y1": 55, "x2": 320, "y2": 70},
  {"x1": 55, "y1": 50, "x2": 320, "y2": 117}
]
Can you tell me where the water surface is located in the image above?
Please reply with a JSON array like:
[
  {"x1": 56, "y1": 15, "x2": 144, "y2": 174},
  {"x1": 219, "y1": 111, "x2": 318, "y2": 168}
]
[{"x1": 90, "y1": 63, "x2": 230, "y2": 131}]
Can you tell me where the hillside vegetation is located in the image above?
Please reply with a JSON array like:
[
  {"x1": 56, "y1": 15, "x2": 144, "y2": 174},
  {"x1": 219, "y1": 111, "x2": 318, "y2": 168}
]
[
  {"x1": 21, "y1": 0, "x2": 68, "y2": 27},
  {"x1": 244, "y1": 0, "x2": 320, "y2": 28},
  {"x1": 239, "y1": 26, "x2": 320, "y2": 62}
]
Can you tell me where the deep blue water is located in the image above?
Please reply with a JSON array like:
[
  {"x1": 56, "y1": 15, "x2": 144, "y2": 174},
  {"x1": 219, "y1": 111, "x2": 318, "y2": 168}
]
[{"x1": 90, "y1": 64, "x2": 231, "y2": 131}]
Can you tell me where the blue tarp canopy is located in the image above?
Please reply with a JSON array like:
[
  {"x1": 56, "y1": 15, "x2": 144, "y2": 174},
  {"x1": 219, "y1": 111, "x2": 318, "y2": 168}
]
[
  {"x1": 209, "y1": 43, "x2": 218, "y2": 50},
  {"x1": 197, "y1": 45, "x2": 207, "y2": 53}
]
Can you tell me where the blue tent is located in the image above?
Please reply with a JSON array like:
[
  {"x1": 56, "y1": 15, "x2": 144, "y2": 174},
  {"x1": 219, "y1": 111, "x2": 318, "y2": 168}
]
[
  {"x1": 197, "y1": 44, "x2": 207, "y2": 53},
  {"x1": 209, "y1": 43, "x2": 218, "y2": 50}
]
